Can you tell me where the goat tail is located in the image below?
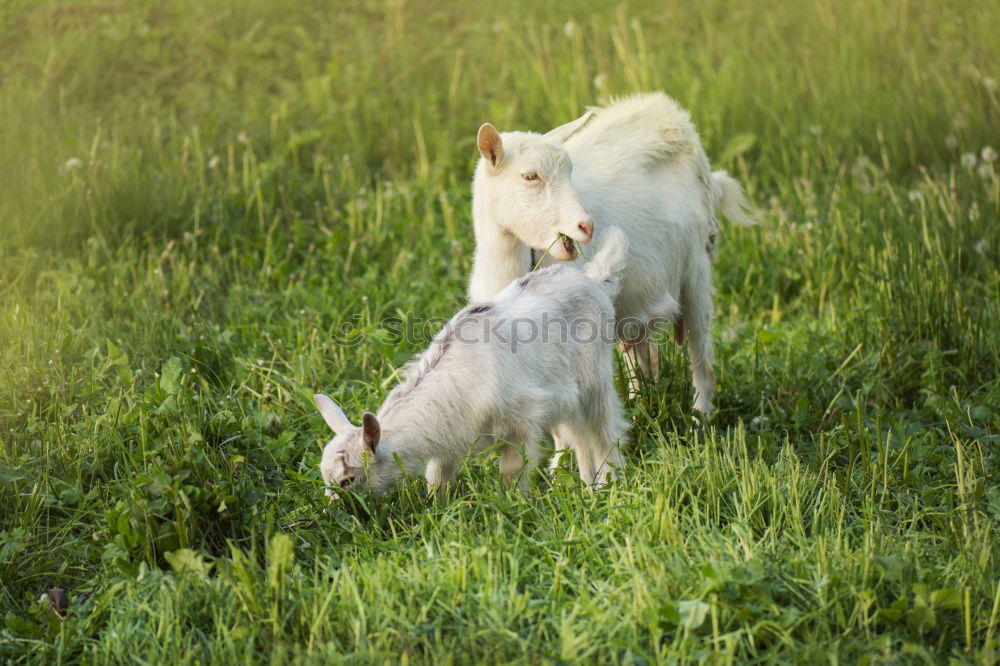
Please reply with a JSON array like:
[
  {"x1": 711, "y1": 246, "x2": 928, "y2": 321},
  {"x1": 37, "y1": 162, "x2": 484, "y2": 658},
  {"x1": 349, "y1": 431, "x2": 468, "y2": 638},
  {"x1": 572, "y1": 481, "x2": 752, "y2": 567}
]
[
  {"x1": 584, "y1": 226, "x2": 628, "y2": 296},
  {"x1": 711, "y1": 170, "x2": 757, "y2": 226}
]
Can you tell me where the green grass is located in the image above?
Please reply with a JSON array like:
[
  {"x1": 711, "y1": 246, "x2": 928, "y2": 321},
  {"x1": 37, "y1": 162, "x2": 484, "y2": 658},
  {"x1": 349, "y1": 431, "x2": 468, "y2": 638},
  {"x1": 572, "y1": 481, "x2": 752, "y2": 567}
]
[{"x1": 1, "y1": 0, "x2": 999, "y2": 662}]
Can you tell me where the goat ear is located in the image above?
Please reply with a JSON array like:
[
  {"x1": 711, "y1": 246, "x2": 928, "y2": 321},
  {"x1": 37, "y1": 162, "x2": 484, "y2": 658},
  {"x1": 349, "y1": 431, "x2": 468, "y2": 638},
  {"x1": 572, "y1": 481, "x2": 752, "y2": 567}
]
[
  {"x1": 544, "y1": 111, "x2": 595, "y2": 144},
  {"x1": 314, "y1": 394, "x2": 352, "y2": 434},
  {"x1": 361, "y1": 412, "x2": 381, "y2": 453},
  {"x1": 477, "y1": 123, "x2": 504, "y2": 167}
]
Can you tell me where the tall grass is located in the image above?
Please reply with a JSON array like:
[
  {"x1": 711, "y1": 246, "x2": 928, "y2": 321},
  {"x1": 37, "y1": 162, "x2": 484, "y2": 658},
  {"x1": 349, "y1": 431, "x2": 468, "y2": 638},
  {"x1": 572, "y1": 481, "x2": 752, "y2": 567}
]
[{"x1": 1, "y1": 0, "x2": 998, "y2": 662}]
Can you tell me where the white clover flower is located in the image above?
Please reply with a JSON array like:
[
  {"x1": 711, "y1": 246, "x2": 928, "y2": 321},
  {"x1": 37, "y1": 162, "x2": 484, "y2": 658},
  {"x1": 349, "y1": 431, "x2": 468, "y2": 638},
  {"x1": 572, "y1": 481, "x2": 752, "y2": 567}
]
[
  {"x1": 968, "y1": 202, "x2": 980, "y2": 222},
  {"x1": 984, "y1": 77, "x2": 998, "y2": 92},
  {"x1": 945, "y1": 135, "x2": 958, "y2": 149},
  {"x1": 207, "y1": 155, "x2": 220, "y2": 169},
  {"x1": 907, "y1": 189, "x2": 922, "y2": 202},
  {"x1": 62, "y1": 157, "x2": 82, "y2": 172},
  {"x1": 982, "y1": 146, "x2": 997, "y2": 162},
  {"x1": 563, "y1": 20, "x2": 577, "y2": 38},
  {"x1": 593, "y1": 72, "x2": 607, "y2": 89},
  {"x1": 961, "y1": 152, "x2": 977, "y2": 169},
  {"x1": 978, "y1": 163, "x2": 993, "y2": 180},
  {"x1": 974, "y1": 238, "x2": 989, "y2": 254},
  {"x1": 809, "y1": 125, "x2": 822, "y2": 135}
]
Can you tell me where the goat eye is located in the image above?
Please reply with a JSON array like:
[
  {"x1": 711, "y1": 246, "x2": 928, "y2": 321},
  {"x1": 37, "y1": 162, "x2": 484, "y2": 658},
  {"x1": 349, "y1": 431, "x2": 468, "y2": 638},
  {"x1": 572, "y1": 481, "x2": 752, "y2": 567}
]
[{"x1": 521, "y1": 171, "x2": 540, "y2": 182}]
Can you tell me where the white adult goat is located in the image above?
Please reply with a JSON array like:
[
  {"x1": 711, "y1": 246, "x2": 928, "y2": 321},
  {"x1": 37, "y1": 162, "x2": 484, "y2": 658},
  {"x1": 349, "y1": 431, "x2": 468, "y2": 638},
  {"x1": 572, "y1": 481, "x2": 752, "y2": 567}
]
[
  {"x1": 314, "y1": 228, "x2": 630, "y2": 499},
  {"x1": 468, "y1": 92, "x2": 755, "y2": 414}
]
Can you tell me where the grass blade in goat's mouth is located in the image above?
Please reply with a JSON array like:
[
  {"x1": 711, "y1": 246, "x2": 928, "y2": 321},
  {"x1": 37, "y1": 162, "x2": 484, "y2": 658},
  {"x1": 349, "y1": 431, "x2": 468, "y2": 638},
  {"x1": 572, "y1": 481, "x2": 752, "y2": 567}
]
[{"x1": 561, "y1": 233, "x2": 576, "y2": 258}]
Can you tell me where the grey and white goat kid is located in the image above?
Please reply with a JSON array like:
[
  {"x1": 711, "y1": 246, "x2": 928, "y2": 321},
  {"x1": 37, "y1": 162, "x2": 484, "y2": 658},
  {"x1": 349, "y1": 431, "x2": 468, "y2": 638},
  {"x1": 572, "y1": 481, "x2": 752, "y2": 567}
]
[{"x1": 314, "y1": 228, "x2": 630, "y2": 499}]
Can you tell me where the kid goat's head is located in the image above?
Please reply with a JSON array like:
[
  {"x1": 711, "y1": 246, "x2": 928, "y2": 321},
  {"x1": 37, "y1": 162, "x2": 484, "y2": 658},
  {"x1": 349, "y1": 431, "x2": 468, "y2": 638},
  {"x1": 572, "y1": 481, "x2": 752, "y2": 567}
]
[
  {"x1": 474, "y1": 114, "x2": 595, "y2": 261},
  {"x1": 313, "y1": 394, "x2": 398, "y2": 498}
]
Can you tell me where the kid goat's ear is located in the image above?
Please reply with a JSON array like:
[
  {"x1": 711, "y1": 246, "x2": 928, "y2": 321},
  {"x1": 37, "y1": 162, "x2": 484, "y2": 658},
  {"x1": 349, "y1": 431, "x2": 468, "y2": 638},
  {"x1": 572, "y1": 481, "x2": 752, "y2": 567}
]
[
  {"x1": 361, "y1": 412, "x2": 381, "y2": 453},
  {"x1": 314, "y1": 394, "x2": 352, "y2": 435},
  {"x1": 477, "y1": 123, "x2": 504, "y2": 168},
  {"x1": 544, "y1": 111, "x2": 595, "y2": 144}
]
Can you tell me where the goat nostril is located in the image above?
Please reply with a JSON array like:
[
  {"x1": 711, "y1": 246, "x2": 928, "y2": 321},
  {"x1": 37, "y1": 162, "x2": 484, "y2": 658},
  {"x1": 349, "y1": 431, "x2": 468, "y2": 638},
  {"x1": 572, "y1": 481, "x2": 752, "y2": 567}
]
[{"x1": 578, "y1": 221, "x2": 594, "y2": 239}]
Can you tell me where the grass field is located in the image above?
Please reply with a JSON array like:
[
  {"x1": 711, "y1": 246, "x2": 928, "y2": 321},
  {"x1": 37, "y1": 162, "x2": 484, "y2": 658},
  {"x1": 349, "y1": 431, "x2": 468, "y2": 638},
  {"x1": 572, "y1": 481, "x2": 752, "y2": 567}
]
[{"x1": 2, "y1": 0, "x2": 999, "y2": 662}]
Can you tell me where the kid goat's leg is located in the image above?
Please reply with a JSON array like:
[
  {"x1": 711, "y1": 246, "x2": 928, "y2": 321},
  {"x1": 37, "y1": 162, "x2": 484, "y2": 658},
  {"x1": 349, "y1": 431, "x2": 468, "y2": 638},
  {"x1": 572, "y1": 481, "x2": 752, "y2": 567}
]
[
  {"x1": 552, "y1": 422, "x2": 595, "y2": 485},
  {"x1": 500, "y1": 432, "x2": 541, "y2": 493},
  {"x1": 558, "y1": 420, "x2": 618, "y2": 488},
  {"x1": 584, "y1": 389, "x2": 628, "y2": 487},
  {"x1": 425, "y1": 457, "x2": 455, "y2": 493},
  {"x1": 683, "y1": 255, "x2": 716, "y2": 416},
  {"x1": 548, "y1": 445, "x2": 568, "y2": 474}
]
